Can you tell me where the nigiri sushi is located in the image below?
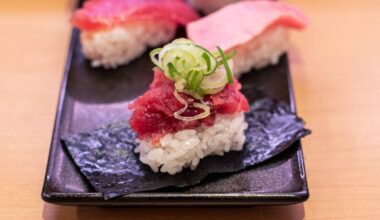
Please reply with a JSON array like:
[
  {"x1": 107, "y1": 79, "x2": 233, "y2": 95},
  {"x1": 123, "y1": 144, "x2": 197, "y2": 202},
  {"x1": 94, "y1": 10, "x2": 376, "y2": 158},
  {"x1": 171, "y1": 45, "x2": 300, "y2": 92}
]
[
  {"x1": 72, "y1": 0, "x2": 199, "y2": 68},
  {"x1": 129, "y1": 39, "x2": 249, "y2": 174},
  {"x1": 187, "y1": 0, "x2": 307, "y2": 77}
]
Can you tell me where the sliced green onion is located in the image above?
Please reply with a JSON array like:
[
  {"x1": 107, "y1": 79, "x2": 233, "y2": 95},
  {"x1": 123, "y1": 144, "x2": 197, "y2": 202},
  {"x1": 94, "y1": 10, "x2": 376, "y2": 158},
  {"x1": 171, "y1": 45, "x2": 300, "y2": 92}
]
[
  {"x1": 167, "y1": 62, "x2": 178, "y2": 79},
  {"x1": 150, "y1": 39, "x2": 235, "y2": 118},
  {"x1": 174, "y1": 89, "x2": 188, "y2": 106},
  {"x1": 175, "y1": 79, "x2": 186, "y2": 91},
  {"x1": 173, "y1": 90, "x2": 189, "y2": 118},
  {"x1": 150, "y1": 48, "x2": 162, "y2": 68},
  {"x1": 172, "y1": 38, "x2": 193, "y2": 45},
  {"x1": 225, "y1": 50, "x2": 236, "y2": 61},
  {"x1": 217, "y1": 46, "x2": 233, "y2": 84},
  {"x1": 202, "y1": 52, "x2": 211, "y2": 71},
  {"x1": 161, "y1": 48, "x2": 196, "y2": 80},
  {"x1": 173, "y1": 90, "x2": 211, "y2": 122},
  {"x1": 173, "y1": 106, "x2": 210, "y2": 121},
  {"x1": 217, "y1": 50, "x2": 236, "y2": 65},
  {"x1": 199, "y1": 65, "x2": 228, "y2": 95},
  {"x1": 181, "y1": 89, "x2": 203, "y2": 100},
  {"x1": 187, "y1": 70, "x2": 204, "y2": 90},
  {"x1": 195, "y1": 45, "x2": 218, "y2": 75}
]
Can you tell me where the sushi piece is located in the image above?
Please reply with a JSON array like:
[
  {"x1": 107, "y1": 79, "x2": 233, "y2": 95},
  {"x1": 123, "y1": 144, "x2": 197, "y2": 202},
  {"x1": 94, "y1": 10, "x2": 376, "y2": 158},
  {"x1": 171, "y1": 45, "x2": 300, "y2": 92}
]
[
  {"x1": 187, "y1": 1, "x2": 307, "y2": 77},
  {"x1": 188, "y1": 0, "x2": 246, "y2": 14},
  {"x1": 72, "y1": 0, "x2": 199, "y2": 68},
  {"x1": 63, "y1": 97, "x2": 311, "y2": 198},
  {"x1": 129, "y1": 38, "x2": 250, "y2": 174}
]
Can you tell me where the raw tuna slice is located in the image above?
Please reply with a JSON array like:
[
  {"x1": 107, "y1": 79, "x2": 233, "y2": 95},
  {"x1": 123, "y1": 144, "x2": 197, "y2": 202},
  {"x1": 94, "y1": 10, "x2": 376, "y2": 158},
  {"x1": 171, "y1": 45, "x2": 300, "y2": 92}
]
[
  {"x1": 129, "y1": 68, "x2": 249, "y2": 141},
  {"x1": 187, "y1": 0, "x2": 307, "y2": 51},
  {"x1": 73, "y1": 0, "x2": 199, "y2": 31},
  {"x1": 72, "y1": 0, "x2": 199, "y2": 68}
]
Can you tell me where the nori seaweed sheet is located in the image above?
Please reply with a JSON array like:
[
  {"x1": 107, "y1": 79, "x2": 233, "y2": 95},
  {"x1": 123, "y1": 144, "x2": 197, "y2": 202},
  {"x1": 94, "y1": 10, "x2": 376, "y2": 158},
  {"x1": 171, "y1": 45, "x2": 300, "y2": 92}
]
[{"x1": 62, "y1": 98, "x2": 311, "y2": 199}]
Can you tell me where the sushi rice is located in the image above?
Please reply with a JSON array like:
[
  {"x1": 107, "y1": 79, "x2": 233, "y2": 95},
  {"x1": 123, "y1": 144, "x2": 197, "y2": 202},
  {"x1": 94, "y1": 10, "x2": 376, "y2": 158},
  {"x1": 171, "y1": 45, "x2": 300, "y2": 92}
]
[
  {"x1": 233, "y1": 27, "x2": 288, "y2": 77},
  {"x1": 80, "y1": 20, "x2": 177, "y2": 68},
  {"x1": 135, "y1": 113, "x2": 248, "y2": 175}
]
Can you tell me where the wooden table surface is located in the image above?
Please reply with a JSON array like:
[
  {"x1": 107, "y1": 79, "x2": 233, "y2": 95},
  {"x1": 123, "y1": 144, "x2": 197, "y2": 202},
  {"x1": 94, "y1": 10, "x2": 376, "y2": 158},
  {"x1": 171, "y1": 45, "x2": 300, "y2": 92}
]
[{"x1": 1, "y1": 0, "x2": 379, "y2": 219}]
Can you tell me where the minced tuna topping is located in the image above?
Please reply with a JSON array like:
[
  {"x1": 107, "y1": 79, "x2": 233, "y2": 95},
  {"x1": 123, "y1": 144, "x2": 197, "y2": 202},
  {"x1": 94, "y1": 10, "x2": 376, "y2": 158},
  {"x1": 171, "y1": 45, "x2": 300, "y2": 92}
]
[{"x1": 129, "y1": 68, "x2": 249, "y2": 142}]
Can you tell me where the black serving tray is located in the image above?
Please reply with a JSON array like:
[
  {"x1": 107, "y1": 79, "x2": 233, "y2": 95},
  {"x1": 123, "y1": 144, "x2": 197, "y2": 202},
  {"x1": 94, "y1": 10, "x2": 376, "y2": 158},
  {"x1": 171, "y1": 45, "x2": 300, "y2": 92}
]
[{"x1": 41, "y1": 25, "x2": 309, "y2": 206}]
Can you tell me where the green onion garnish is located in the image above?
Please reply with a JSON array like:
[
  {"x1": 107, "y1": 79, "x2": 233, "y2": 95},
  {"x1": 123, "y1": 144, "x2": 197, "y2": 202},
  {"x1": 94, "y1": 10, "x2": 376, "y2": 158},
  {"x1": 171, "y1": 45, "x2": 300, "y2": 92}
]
[
  {"x1": 217, "y1": 50, "x2": 235, "y2": 66},
  {"x1": 150, "y1": 39, "x2": 233, "y2": 99},
  {"x1": 216, "y1": 46, "x2": 233, "y2": 84},
  {"x1": 202, "y1": 52, "x2": 211, "y2": 71},
  {"x1": 225, "y1": 50, "x2": 236, "y2": 60},
  {"x1": 150, "y1": 48, "x2": 162, "y2": 68},
  {"x1": 149, "y1": 39, "x2": 239, "y2": 122},
  {"x1": 187, "y1": 70, "x2": 204, "y2": 90},
  {"x1": 167, "y1": 62, "x2": 178, "y2": 79}
]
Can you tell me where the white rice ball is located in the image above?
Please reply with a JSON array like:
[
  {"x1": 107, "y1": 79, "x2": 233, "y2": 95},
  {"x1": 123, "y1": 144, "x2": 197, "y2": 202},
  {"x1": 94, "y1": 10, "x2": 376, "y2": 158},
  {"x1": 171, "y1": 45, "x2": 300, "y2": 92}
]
[
  {"x1": 135, "y1": 113, "x2": 248, "y2": 175},
  {"x1": 80, "y1": 20, "x2": 177, "y2": 68},
  {"x1": 232, "y1": 26, "x2": 289, "y2": 78}
]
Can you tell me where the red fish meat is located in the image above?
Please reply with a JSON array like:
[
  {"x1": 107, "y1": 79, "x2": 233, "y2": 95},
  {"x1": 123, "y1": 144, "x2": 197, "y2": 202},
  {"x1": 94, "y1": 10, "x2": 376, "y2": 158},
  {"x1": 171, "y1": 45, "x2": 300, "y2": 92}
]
[
  {"x1": 129, "y1": 68, "x2": 249, "y2": 141},
  {"x1": 187, "y1": 0, "x2": 308, "y2": 51},
  {"x1": 73, "y1": 0, "x2": 199, "y2": 31}
]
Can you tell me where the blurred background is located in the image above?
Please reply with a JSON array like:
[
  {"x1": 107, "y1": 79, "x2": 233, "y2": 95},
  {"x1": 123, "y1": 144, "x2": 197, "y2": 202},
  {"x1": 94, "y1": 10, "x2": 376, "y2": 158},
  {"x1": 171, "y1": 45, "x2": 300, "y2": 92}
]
[{"x1": 0, "y1": 0, "x2": 379, "y2": 219}]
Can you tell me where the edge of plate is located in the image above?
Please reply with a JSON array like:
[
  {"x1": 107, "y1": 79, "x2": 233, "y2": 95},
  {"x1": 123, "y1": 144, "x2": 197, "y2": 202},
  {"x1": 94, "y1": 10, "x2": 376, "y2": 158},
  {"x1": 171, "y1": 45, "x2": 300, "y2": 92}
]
[{"x1": 41, "y1": 29, "x2": 78, "y2": 204}]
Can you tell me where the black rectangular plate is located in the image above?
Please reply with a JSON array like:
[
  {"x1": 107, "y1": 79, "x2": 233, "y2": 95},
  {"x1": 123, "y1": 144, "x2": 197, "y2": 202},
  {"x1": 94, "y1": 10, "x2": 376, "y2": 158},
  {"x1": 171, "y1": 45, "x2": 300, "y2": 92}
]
[{"x1": 41, "y1": 27, "x2": 309, "y2": 206}]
